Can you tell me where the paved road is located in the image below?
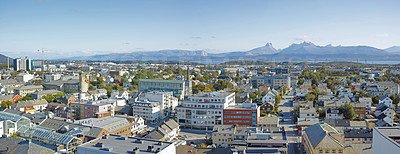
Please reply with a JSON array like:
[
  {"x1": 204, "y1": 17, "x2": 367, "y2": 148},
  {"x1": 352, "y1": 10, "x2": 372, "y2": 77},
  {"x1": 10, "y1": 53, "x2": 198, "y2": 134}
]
[{"x1": 280, "y1": 91, "x2": 303, "y2": 154}]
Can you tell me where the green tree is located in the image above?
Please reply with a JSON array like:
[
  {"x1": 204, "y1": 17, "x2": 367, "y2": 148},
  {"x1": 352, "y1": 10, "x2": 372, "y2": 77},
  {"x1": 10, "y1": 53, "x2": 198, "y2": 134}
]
[
  {"x1": 339, "y1": 103, "x2": 356, "y2": 120},
  {"x1": 0, "y1": 100, "x2": 12, "y2": 107}
]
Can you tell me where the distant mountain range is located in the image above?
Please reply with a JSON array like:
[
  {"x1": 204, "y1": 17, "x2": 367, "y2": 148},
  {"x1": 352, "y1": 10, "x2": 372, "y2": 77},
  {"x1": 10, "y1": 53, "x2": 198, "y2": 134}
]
[
  {"x1": 0, "y1": 54, "x2": 12, "y2": 64},
  {"x1": 53, "y1": 42, "x2": 400, "y2": 61}
]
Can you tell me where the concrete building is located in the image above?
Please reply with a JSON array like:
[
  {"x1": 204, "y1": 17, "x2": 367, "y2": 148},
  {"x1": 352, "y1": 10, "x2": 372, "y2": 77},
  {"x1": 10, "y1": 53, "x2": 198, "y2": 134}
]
[
  {"x1": 73, "y1": 116, "x2": 132, "y2": 136},
  {"x1": 138, "y1": 79, "x2": 190, "y2": 99},
  {"x1": 14, "y1": 85, "x2": 43, "y2": 97},
  {"x1": 77, "y1": 134, "x2": 176, "y2": 154},
  {"x1": 373, "y1": 127, "x2": 400, "y2": 154},
  {"x1": 176, "y1": 92, "x2": 235, "y2": 130},
  {"x1": 15, "y1": 73, "x2": 34, "y2": 83},
  {"x1": 223, "y1": 103, "x2": 259, "y2": 126},
  {"x1": 30, "y1": 89, "x2": 62, "y2": 100},
  {"x1": 131, "y1": 100, "x2": 161, "y2": 124},
  {"x1": 13, "y1": 57, "x2": 32, "y2": 71},
  {"x1": 70, "y1": 101, "x2": 114, "y2": 120},
  {"x1": 139, "y1": 91, "x2": 179, "y2": 119},
  {"x1": 250, "y1": 76, "x2": 291, "y2": 90}
]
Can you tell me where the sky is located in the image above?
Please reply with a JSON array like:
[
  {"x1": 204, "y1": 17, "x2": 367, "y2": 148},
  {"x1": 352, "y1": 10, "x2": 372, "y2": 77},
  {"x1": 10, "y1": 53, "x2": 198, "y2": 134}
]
[{"x1": 0, "y1": 0, "x2": 400, "y2": 59}]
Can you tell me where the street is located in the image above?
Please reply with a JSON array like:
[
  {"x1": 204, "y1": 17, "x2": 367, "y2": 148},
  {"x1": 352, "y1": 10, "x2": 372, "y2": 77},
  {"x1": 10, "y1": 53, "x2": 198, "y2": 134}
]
[{"x1": 280, "y1": 91, "x2": 303, "y2": 154}]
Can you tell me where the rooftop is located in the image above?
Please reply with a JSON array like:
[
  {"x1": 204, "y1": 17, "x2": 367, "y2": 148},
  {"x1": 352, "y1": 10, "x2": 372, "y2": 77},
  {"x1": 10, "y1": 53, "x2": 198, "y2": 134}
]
[
  {"x1": 139, "y1": 79, "x2": 184, "y2": 84},
  {"x1": 78, "y1": 134, "x2": 174, "y2": 154},
  {"x1": 191, "y1": 92, "x2": 234, "y2": 98}
]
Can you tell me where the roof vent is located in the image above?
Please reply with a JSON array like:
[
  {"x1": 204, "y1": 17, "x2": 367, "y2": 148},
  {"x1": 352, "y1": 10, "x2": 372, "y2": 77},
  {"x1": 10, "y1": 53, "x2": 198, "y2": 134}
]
[
  {"x1": 102, "y1": 135, "x2": 108, "y2": 139},
  {"x1": 95, "y1": 142, "x2": 103, "y2": 147},
  {"x1": 102, "y1": 146, "x2": 112, "y2": 152}
]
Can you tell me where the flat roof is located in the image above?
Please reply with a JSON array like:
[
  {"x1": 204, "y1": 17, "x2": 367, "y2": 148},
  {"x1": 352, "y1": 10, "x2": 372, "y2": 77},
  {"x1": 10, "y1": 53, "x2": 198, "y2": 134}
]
[
  {"x1": 78, "y1": 134, "x2": 174, "y2": 154},
  {"x1": 191, "y1": 92, "x2": 234, "y2": 98},
  {"x1": 139, "y1": 79, "x2": 184, "y2": 84}
]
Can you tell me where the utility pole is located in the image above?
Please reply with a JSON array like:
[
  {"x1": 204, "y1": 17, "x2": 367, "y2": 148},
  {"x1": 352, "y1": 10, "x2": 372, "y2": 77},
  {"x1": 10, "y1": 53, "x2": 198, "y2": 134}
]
[{"x1": 7, "y1": 57, "x2": 9, "y2": 70}]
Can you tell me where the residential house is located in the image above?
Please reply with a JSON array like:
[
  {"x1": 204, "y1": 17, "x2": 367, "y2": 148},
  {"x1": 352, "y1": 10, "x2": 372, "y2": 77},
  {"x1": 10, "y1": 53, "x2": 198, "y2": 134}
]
[
  {"x1": 261, "y1": 89, "x2": 279, "y2": 104},
  {"x1": 10, "y1": 100, "x2": 48, "y2": 112},
  {"x1": 379, "y1": 96, "x2": 393, "y2": 107},
  {"x1": 110, "y1": 90, "x2": 129, "y2": 100},
  {"x1": 350, "y1": 101, "x2": 367, "y2": 118},
  {"x1": 343, "y1": 129, "x2": 372, "y2": 144},
  {"x1": 257, "y1": 116, "x2": 280, "y2": 131},
  {"x1": 359, "y1": 97, "x2": 372, "y2": 110},
  {"x1": 146, "y1": 119, "x2": 180, "y2": 141},
  {"x1": 299, "y1": 107, "x2": 318, "y2": 119}
]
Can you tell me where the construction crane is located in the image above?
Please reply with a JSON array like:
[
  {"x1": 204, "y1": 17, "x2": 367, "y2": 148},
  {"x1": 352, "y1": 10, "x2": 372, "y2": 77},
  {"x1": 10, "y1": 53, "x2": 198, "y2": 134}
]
[{"x1": 37, "y1": 48, "x2": 46, "y2": 71}]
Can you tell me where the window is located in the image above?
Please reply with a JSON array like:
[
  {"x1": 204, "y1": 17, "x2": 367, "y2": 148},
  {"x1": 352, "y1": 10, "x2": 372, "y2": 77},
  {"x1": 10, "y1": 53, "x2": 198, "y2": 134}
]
[
  {"x1": 325, "y1": 150, "x2": 329, "y2": 153},
  {"x1": 319, "y1": 150, "x2": 323, "y2": 153},
  {"x1": 338, "y1": 150, "x2": 343, "y2": 153},
  {"x1": 332, "y1": 150, "x2": 336, "y2": 153}
]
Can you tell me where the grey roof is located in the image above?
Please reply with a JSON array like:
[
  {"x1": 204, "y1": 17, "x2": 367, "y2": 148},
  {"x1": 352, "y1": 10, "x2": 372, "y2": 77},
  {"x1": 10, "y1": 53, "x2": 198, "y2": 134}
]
[
  {"x1": 31, "y1": 90, "x2": 62, "y2": 96},
  {"x1": 78, "y1": 134, "x2": 174, "y2": 154},
  {"x1": 343, "y1": 129, "x2": 372, "y2": 138},
  {"x1": 191, "y1": 92, "x2": 234, "y2": 98},
  {"x1": 0, "y1": 111, "x2": 27, "y2": 122},
  {"x1": 0, "y1": 137, "x2": 22, "y2": 153},
  {"x1": 10, "y1": 140, "x2": 55, "y2": 154},
  {"x1": 304, "y1": 124, "x2": 326, "y2": 148},
  {"x1": 0, "y1": 95, "x2": 14, "y2": 101},
  {"x1": 258, "y1": 117, "x2": 279, "y2": 125},
  {"x1": 324, "y1": 119, "x2": 350, "y2": 127},
  {"x1": 11, "y1": 100, "x2": 48, "y2": 108},
  {"x1": 379, "y1": 96, "x2": 390, "y2": 101}
]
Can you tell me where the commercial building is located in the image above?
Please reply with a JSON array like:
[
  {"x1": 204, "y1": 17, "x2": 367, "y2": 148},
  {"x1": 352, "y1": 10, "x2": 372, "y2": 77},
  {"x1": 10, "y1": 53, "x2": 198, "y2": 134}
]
[
  {"x1": 223, "y1": 103, "x2": 259, "y2": 126},
  {"x1": 138, "y1": 79, "x2": 191, "y2": 99},
  {"x1": 176, "y1": 92, "x2": 235, "y2": 130},
  {"x1": 131, "y1": 100, "x2": 161, "y2": 124},
  {"x1": 73, "y1": 116, "x2": 132, "y2": 136},
  {"x1": 250, "y1": 76, "x2": 291, "y2": 90},
  {"x1": 30, "y1": 89, "x2": 63, "y2": 100},
  {"x1": 140, "y1": 91, "x2": 179, "y2": 119},
  {"x1": 13, "y1": 57, "x2": 32, "y2": 71},
  {"x1": 373, "y1": 127, "x2": 400, "y2": 153},
  {"x1": 70, "y1": 101, "x2": 114, "y2": 120},
  {"x1": 77, "y1": 134, "x2": 176, "y2": 154}
]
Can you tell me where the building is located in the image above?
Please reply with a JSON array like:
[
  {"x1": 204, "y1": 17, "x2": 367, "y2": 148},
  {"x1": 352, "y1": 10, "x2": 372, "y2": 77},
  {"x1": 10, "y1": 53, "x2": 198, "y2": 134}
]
[
  {"x1": 73, "y1": 116, "x2": 132, "y2": 136},
  {"x1": 147, "y1": 119, "x2": 180, "y2": 141},
  {"x1": 299, "y1": 107, "x2": 318, "y2": 119},
  {"x1": 15, "y1": 73, "x2": 34, "y2": 83},
  {"x1": 13, "y1": 57, "x2": 32, "y2": 71},
  {"x1": 17, "y1": 125, "x2": 82, "y2": 153},
  {"x1": 373, "y1": 127, "x2": 400, "y2": 153},
  {"x1": 110, "y1": 90, "x2": 129, "y2": 100},
  {"x1": 343, "y1": 129, "x2": 372, "y2": 144},
  {"x1": 261, "y1": 89, "x2": 279, "y2": 104},
  {"x1": 267, "y1": 67, "x2": 289, "y2": 75},
  {"x1": 350, "y1": 101, "x2": 367, "y2": 118},
  {"x1": 257, "y1": 116, "x2": 280, "y2": 131},
  {"x1": 14, "y1": 85, "x2": 43, "y2": 97},
  {"x1": 212, "y1": 125, "x2": 287, "y2": 152},
  {"x1": 10, "y1": 100, "x2": 48, "y2": 112},
  {"x1": 77, "y1": 134, "x2": 176, "y2": 154},
  {"x1": 139, "y1": 91, "x2": 179, "y2": 119},
  {"x1": 223, "y1": 103, "x2": 259, "y2": 126},
  {"x1": 138, "y1": 79, "x2": 188, "y2": 99},
  {"x1": 30, "y1": 89, "x2": 62, "y2": 100},
  {"x1": 70, "y1": 101, "x2": 114, "y2": 120},
  {"x1": 302, "y1": 123, "x2": 345, "y2": 154},
  {"x1": 176, "y1": 92, "x2": 235, "y2": 130},
  {"x1": 379, "y1": 96, "x2": 393, "y2": 107},
  {"x1": 250, "y1": 76, "x2": 291, "y2": 89},
  {"x1": 0, "y1": 111, "x2": 31, "y2": 136},
  {"x1": 131, "y1": 100, "x2": 161, "y2": 124}
]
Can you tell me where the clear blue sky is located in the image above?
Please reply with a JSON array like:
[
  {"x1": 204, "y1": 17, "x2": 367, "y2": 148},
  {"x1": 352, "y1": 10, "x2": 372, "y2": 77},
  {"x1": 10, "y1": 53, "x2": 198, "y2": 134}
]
[{"x1": 1, "y1": 0, "x2": 399, "y2": 59}]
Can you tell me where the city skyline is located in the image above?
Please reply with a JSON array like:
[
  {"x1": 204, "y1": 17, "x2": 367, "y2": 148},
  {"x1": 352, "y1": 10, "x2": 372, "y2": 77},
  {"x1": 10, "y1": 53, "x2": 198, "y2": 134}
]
[{"x1": 1, "y1": 0, "x2": 400, "y2": 59}]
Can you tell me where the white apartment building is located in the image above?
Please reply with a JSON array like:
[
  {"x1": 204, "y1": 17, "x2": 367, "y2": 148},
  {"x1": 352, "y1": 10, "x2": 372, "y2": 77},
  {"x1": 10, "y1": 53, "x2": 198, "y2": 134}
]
[
  {"x1": 141, "y1": 91, "x2": 179, "y2": 119},
  {"x1": 176, "y1": 92, "x2": 235, "y2": 130},
  {"x1": 131, "y1": 101, "x2": 161, "y2": 124}
]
